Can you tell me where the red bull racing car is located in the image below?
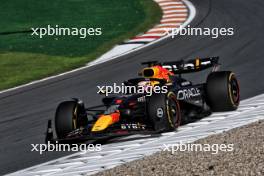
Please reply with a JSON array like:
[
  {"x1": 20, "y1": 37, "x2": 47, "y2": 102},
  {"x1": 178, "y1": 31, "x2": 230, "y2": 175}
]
[{"x1": 46, "y1": 57, "x2": 240, "y2": 143}]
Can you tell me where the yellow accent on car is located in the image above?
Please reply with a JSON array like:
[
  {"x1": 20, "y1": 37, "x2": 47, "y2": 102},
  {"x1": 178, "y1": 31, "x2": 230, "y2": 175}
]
[
  {"x1": 195, "y1": 58, "x2": 200, "y2": 68},
  {"x1": 91, "y1": 115, "x2": 114, "y2": 132},
  {"x1": 166, "y1": 92, "x2": 175, "y2": 128},
  {"x1": 142, "y1": 67, "x2": 159, "y2": 78},
  {"x1": 150, "y1": 80, "x2": 160, "y2": 86}
]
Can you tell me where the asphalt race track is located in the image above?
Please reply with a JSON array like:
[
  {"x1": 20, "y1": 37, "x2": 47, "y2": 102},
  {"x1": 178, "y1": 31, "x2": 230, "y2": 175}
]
[{"x1": 1, "y1": 0, "x2": 264, "y2": 174}]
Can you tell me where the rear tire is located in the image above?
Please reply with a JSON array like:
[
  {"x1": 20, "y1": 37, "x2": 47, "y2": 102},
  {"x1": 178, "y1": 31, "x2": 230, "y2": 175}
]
[
  {"x1": 147, "y1": 91, "x2": 181, "y2": 132},
  {"x1": 206, "y1": 71, "x2": 240, "y2": 111},
  {"x1": 55, "y1": 101, "x2": 80, "y2": 138}
]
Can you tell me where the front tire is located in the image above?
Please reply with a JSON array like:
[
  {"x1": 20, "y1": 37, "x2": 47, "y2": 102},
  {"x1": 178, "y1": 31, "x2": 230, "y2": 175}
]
[
  {"x1": 55, "y1": 101, "x2": 82, "y2": 138},
  {"x1": 206, "y1": 71, "x2": 240, "y2": 111}
]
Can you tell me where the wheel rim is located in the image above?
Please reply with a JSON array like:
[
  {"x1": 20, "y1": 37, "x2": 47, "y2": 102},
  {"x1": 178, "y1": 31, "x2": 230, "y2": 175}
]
[
  {"x1": 167, "y1": 94, "x2": 180, "y2": 128},
  {"x1": 230, "y1": 76, "x2": 240, "y2": 105},
  {"x1": 73, "y1": 105, "x2": 78, "y2": 129}
]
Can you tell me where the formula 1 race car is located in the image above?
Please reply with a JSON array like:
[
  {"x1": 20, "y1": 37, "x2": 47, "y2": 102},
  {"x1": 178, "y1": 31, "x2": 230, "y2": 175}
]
[{"x1": 46, "y1": 57, "x2": 240, "y2": 143}]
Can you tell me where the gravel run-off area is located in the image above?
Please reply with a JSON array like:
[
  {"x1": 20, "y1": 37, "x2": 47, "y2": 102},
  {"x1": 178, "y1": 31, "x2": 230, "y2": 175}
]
[{"x1": 93, "y1": 120, "x2": 264, "y2": 176}]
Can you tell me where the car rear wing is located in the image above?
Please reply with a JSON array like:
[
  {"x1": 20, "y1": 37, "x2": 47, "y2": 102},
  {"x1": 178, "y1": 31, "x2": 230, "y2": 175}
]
[{"x1": 162, "y1": 57, "x2": 220, "y2": 74}]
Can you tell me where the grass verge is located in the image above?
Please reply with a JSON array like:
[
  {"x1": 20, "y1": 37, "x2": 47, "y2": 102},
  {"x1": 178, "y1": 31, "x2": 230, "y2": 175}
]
[{"x1": 0, "y1": 0, "x2": 162, "y2": 90}]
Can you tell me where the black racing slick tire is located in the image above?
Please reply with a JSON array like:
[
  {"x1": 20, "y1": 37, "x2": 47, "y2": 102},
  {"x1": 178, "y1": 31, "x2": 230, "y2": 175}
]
[
  {"x1": 206, "y1": 71, "x2": 240, "y2": 112},
  {"x1": 55, "y1": 101, "x2": 81, "y2": 138},
  {"x1": 147, "y1": 91, "x2": 181, "y2": 132}
]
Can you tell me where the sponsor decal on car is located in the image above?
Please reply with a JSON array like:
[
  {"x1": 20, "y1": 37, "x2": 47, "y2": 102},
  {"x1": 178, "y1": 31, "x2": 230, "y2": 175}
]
[
  {"x1": 177, "y1": 88, "x2": 201, "y2": 100},
  {"x1": 137, "y1": 96, "x2": 146, "y2": 102},
  {"x1": 162, "y1": 58, "x2": 215, "y2": 72},
  {"x1": 181, "y1": 81, "x2": 191, "y2": 86},
  {"x1": 121, "y1": 123, "x2": 146, "y2": 130},
  {"x1": 156, "y1": 107, "x2": 164, "y2": 118}
]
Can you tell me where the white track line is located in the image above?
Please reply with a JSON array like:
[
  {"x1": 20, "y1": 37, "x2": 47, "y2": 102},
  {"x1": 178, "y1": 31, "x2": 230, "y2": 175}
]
[
  {"x1": 140, "y1": 33, "x2": 166, "y2": 37},
  {"x1": 128, "y1": 38, "x2": 157, "y2": 42},
  {"x1": 163, "y1": 14, "x2": 188, "y2": 18},
  {"x1": 161, "y1": 18, "x2": 186, "y2": 22},
  {"x1": 160, "y1": 2, "x2": 183, "y2": 6},
  {"x1": 164, "y1": 9, "x2": 188, "y2": 13},
  {"x1": 162, "y1": 6, "x2": 186, "y2": 10},
  {"x1": 7, "y1": 94, "x2": 264, "y2": 176},
  {"x1": 157, "y1": 23, "x2": 182, "y2": 26}
]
